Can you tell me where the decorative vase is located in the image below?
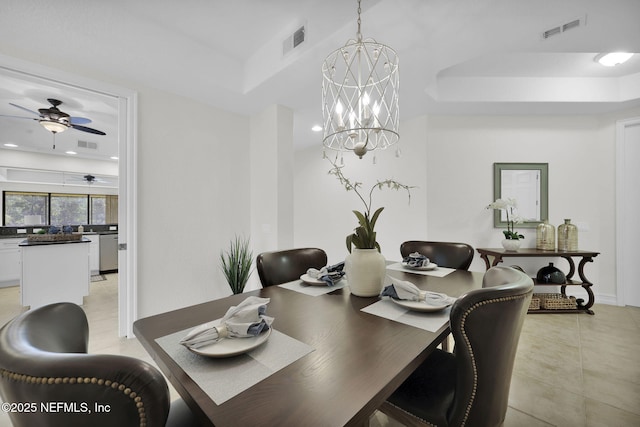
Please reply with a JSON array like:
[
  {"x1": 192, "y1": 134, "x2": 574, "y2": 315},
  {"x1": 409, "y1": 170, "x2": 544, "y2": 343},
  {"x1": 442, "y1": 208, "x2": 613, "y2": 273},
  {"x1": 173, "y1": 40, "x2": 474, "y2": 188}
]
[
  {"x1": 536, "y1": 262, "x2": 567, "y2": 284},
  {"x1": 536, "y1": 220, "x2": 555, "y2": 250},
  {"x1": 345, "y1": 248, "x2": 386, "y2": 297},
  {"x1": 501, "y1": 239, "x2": 521, "y2": 251},
  {"x1": 557, "y1": 219, "x2": 578, "y2": 251}
]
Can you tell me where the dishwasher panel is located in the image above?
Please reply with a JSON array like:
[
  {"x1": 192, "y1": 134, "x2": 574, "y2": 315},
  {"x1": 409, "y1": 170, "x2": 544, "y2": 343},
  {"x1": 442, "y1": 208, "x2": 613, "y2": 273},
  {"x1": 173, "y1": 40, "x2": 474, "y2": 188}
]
[{"x1": 99, "y1": 234, "x2": 119, "y2": 273}]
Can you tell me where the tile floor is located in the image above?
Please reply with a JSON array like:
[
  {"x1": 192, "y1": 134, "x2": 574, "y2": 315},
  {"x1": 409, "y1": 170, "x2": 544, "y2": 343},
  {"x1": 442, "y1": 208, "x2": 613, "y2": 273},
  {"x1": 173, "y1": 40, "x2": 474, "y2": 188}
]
[{"x1": 1, "y1": 277, "x2": 639, "y2": 427}]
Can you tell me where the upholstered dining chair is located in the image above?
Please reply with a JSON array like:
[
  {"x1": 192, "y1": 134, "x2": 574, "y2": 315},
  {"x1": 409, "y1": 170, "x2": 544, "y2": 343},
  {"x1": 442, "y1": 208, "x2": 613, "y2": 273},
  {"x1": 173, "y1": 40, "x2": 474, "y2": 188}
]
[
  {"x1": 0, "y1": 302, "x2": 199, "y2": 427},
  {"x1": 400, "y1": 240, "x2": 475, "y2": 351},
  {"x1": 256, "y1": 247, "x2": 328, "y2": 287},
  {"x1": 400, "y1": 240, "x2": 475, "y2": 270},
  {"x1": 378, "y1": 266, "x2": 533, "y2": 427}
]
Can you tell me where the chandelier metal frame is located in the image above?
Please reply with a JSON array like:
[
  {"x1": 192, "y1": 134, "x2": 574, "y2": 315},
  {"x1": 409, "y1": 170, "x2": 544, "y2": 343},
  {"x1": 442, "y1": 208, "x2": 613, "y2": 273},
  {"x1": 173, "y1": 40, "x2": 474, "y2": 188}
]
[{"x1": 321, "y1": 0, "x2": 399, "y2": 158}]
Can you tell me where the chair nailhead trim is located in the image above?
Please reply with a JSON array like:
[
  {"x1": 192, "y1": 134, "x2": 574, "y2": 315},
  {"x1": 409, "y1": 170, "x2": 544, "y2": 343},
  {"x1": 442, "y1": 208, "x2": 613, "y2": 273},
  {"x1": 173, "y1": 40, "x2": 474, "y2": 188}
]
[
  {"x1": 0, "y1": 368, "x2": 147, "y2": 427},
  {"x1": 458, "y1": 293, "x2": 529, "y2": 427}
]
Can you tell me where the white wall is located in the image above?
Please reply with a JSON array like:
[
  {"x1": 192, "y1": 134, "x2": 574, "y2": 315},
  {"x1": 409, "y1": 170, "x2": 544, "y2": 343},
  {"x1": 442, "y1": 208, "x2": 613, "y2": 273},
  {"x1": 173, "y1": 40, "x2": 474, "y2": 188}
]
[
  {"x1": 294, "y1": 108, "x2": 640, "y2": 304},
  {"x1": 247, "y1": 104, "x2": 294, "y2": 291},
  {"x1": 136, "y1": 87, "x2": 251, "y2": 316}
]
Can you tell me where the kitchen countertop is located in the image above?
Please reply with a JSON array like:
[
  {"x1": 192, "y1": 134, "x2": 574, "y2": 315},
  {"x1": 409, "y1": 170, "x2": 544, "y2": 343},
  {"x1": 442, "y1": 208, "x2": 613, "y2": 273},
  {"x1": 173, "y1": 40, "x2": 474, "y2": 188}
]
[
  {"x1": 1, "y1": 230, "x2": 117, "y2": 239},
  {"x1": 19, "y1": 237, "x2": 92, "y2": 247}
]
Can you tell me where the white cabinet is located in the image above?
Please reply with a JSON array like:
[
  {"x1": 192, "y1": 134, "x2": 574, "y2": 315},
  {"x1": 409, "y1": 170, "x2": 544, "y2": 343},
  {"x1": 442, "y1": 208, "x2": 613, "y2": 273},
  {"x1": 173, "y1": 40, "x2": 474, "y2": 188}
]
[
  {"x1": 0, "y1": 238, "x2": 24, "y2": 286},
  {"x1": 85, "y1": 235, "x2": 100, "y2": 275}
]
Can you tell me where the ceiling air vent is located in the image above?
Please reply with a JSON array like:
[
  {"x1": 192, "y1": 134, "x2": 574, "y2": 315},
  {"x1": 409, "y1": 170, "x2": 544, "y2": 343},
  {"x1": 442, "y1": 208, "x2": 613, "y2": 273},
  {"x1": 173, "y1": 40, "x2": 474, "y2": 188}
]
[
  {"x1": 77, "y1": 140, "x2": 98, "y2": 150},
  {"x1": 542, "y1": 15, "x2": 586, "y2": 39},
  {"x1": 542, "y1": 26, "x2": 562, "y2": 39},
  {"x1": 283, "y1": 25, "x2": 306, "y2": 55}
]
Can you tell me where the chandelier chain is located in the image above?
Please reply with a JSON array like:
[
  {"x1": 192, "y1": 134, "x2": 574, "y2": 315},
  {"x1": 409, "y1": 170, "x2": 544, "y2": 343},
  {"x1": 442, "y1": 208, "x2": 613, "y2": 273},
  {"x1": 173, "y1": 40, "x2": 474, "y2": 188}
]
[{"x1": 356, "y1": 0, "x2": 362, "y2": 41}]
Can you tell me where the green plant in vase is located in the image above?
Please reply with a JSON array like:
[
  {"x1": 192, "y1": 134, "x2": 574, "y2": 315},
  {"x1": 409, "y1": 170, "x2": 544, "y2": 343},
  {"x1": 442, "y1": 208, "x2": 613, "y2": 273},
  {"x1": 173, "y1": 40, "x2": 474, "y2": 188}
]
[
  {"x1": 328, "y1": 160, "x2": 414, "y2": 252},
  {"x1": 486, "y1": 198, "x2": 525, "y2": 240},
  {"x1": 220, "y1": 235, "x2": 253, "y2": 294},
  {"x1": 328, "y1": 160, "x2": 414, "y2": 296}
]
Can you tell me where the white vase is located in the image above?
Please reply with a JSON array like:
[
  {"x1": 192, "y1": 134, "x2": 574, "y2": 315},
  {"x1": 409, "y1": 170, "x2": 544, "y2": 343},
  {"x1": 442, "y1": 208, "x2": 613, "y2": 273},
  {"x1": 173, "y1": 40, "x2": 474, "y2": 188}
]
[
  {"x1": 345, "y1": 248, "x2": 386, "y2": 297},
  {"x1": 501, "y1": 239, "x2": 521, "y2": 251}
]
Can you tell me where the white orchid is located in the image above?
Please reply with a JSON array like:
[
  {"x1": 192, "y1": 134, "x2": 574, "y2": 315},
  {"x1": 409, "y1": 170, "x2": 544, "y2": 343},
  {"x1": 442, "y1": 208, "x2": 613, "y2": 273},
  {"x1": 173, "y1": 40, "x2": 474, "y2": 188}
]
[{"x1": 486, "y1": 198, "x2": 525, "y2": 240}]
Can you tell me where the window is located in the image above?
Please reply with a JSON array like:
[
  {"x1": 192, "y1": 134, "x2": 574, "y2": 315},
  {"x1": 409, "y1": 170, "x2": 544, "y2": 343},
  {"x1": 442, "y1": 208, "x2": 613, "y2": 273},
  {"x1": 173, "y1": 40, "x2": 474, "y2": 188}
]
[
  {"x1": 2, "y1": 191, "x2": 118, "y2": 226},
  {"x1": 50, "y1": 194, "x2": 88, "y2": 226},
  {"x1": 3, "y1": 192, "x2": 48, "y2": 226},
  {"x1": 90, "y1": 195, "x2": 106, "y2": 224}
]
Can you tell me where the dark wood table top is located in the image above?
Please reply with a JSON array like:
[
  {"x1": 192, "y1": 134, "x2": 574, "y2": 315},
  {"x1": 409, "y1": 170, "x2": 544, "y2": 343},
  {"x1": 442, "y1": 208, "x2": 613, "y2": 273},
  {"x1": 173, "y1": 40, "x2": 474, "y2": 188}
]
[{"x1": 133, "y1": 268, "x2": 484, "y2": 427}]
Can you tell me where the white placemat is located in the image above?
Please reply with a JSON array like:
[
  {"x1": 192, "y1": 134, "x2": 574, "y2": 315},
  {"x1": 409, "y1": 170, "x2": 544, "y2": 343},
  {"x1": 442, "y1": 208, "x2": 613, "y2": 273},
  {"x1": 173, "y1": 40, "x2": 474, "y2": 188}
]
[
  {"x1": 278, "y1": 279, "x2": 348, "y2": 296},
  {"x1": 361, "y1": 299, "x2": 451, "y2": 332},
  {"x1": 156, "y1": 328, "x2": 314, "y2": 405},
  {"x1": 387, "y1": 262, "x2": 456, "y2": 277}
]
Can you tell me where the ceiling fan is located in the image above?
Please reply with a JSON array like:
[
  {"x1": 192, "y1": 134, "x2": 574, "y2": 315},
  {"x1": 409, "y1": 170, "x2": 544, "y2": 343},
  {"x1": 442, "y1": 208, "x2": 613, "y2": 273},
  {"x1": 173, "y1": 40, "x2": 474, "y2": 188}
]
[
  {"x1": 63, "y1": 173, "x2": 114, "y2": 186},
  {"x1": 1, "y1": 98, "x2": 106, "y2": 147}
]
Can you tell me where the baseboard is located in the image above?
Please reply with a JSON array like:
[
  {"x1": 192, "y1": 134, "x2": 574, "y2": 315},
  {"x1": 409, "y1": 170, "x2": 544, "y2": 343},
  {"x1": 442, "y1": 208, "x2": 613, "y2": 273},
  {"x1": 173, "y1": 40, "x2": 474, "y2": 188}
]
[
  {"x1": 0, "y1": 280, "x2": 18, "y2": 289},
  {"x1": 595, "y1": 293, "x2": 619, "y2": 306}
]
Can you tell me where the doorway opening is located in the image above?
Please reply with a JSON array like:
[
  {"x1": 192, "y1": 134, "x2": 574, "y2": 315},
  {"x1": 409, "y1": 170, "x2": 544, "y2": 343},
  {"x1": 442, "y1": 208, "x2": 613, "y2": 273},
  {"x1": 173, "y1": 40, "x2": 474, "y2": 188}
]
[{"x1": 0, "y1": 54, "x2": 138, "y2": 336}]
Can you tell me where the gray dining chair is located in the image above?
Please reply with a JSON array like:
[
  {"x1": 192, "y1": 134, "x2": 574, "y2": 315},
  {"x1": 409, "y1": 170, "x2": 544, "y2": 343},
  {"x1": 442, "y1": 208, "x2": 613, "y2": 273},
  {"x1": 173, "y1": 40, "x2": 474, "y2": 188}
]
[
  {"x1": 256, "y1": 247, "x2": 328, "y2": 287},
  {"x1": 400, "y1": 240, "x2": 475, "y2": 270},
  {"x1": 377, "y1": 266, "x2": 533, "y2": 427},
  {"x1": 0, "y1": 302, "x2": 200, "y2": 427}
]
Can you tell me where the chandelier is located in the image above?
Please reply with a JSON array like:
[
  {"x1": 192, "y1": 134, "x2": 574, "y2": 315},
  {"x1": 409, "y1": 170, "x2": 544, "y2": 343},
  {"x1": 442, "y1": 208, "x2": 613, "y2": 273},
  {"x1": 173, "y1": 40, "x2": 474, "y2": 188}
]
[{"x1": 322, "y1": 0, "x2": 399, "y2": 159}]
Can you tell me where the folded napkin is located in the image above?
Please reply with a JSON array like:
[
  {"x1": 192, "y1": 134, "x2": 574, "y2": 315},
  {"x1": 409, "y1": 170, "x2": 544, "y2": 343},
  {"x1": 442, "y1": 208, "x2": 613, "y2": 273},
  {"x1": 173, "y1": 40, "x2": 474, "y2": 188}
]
[
  {"x1": 180, "y1": 296, "x2": 274, "y2": 349},
  {"x1": 307, "y1": 261, "x2": 345, "y2": 286},
  {"x1": 381, "y1": 278, "x2": 456, "y2": 306},
  {"x1": 402, "y1": 252, "x2": 430, "y2": 268}
]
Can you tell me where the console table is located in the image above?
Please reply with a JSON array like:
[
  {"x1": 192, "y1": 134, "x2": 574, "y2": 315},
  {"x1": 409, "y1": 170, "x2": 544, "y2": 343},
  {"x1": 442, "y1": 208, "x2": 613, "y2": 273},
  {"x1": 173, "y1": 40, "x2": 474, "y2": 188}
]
[{"x1": 477, "y1": 248, "x2": 600, "y2": 315}]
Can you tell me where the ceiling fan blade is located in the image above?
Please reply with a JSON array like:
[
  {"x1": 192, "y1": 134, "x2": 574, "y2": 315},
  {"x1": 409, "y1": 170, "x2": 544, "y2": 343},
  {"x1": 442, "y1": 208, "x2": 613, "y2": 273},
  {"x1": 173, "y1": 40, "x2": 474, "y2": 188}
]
[
  {"x1": 70, "y1": 116, "x2": 92, "y2": 125},
  {"x1": 0, "y1": 114, "x2": 37, "y2": 120},
  {"x1": 71, "y1": 123, "x2": 106, "y2": 135},
  {"x1": 9, "y1": 103, "x2": 41, "y2": 117}
]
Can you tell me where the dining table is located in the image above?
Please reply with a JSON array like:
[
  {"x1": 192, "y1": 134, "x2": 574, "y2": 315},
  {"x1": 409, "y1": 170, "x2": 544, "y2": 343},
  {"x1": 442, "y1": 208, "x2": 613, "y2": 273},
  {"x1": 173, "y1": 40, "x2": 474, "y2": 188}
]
[{"x1": 133, "y1": 263, "x2": 484, "y2": 427}]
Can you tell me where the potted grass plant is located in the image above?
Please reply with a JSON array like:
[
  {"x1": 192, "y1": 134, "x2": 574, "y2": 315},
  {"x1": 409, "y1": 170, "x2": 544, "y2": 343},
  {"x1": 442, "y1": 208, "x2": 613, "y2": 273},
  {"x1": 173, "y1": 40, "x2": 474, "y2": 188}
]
[{"x1": 220, "y1": 235, "x2": 253, "y2": 294}]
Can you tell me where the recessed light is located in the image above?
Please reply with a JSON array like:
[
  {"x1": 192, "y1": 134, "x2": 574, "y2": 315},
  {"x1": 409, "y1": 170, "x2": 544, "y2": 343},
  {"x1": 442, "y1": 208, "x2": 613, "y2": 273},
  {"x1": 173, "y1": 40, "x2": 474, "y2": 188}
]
[
  {"x1": 110, "y1": 156, "x2": 119, "y2": 160},
  {"x1": 3, "y1": 143, "x2": 18, "y2": 148},
  {"x1": 65, "y1": 151, "x2": 77, "y2": 155},
  {"x1": 311, "y1": 125, "x2": 323, "y2": 132},
  {"x1": 595, "y1": 52, "x2": 634, "y2": 67}
]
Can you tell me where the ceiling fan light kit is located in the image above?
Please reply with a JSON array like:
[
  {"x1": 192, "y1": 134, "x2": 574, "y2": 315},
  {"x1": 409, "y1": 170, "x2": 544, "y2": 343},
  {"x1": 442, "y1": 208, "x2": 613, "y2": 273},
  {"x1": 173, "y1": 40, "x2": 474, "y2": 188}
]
[
  {"x1": 39, "y1": 119, "x2": 68, "y2": 134},
  {"x1": 321, "y1": 0, "x2": 399, "y2": 159}
]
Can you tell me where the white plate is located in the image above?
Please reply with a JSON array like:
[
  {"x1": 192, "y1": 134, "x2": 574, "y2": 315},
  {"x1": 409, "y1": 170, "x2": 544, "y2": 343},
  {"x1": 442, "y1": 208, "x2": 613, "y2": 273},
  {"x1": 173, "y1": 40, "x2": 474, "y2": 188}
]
[
  {"x1": 401, "y1": 262, "x2": 438, "y2": 271},
  {"x1": 390, "y1": 298, "x2": 451, "y2": 312},
  {"x1": 300, "y1": 273, "x2": 342, "y2": 286},
  {"x1": 186, "y1": 325, "x2": 272, "y2": 358}
]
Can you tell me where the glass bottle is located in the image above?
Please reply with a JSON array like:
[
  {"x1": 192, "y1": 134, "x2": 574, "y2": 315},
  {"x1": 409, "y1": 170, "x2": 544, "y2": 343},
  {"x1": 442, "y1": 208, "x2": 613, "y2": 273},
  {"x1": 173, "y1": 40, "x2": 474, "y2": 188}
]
[
  {"x1": 536, "y1": 220, "x2": 555, "y2": 250},
  {"x1": 557, "y1": 219, "x2": 578, "y2": 251}
]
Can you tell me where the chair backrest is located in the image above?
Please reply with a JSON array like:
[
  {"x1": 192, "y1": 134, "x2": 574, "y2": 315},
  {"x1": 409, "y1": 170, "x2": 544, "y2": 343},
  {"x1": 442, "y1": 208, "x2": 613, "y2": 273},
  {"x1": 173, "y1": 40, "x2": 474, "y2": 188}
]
[
  {"x1": 256, "y1": 248, "x2": 328, "y2": 287},
  {"x1": 448, "y1": 266, "x2": 533, "y2": 427},
  {"x1": 400, "y1": 240, "x2": 475, "y2": 270},
  {"x1": 0, "y1": 303, "x2": 170, "y2": 427}
]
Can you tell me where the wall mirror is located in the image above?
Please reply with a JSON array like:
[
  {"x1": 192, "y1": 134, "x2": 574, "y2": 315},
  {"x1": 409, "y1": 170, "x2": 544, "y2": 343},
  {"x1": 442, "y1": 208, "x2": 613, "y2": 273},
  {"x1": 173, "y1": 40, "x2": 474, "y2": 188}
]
[{"x1": 493, "y1": 163, "x2": 548, "y2": 228}]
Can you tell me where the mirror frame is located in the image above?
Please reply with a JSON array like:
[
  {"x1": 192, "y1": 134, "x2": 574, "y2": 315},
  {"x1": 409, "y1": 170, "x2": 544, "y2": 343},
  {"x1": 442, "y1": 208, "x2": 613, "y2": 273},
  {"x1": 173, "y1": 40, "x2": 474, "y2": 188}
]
[{"x1": 493, "y1": 162, "x2": 548, "y2": 228}]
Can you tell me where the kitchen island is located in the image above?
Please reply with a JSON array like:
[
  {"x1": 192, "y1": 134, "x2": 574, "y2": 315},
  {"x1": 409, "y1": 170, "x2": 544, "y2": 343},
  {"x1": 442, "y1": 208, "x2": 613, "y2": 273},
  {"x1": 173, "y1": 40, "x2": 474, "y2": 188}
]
[{"x1": 19, "y1": 237, "x2": 91, "y2": 309}]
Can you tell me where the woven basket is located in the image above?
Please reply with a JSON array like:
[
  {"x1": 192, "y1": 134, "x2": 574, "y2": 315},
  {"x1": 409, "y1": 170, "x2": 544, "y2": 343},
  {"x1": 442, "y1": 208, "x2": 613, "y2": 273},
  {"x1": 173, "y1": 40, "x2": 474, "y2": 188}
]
[
  {"x1": 535, "y1": 293, "x2": 577, "y2": 310},
  {"x1": 27, "y1": 233, "x2": 82, "y2": 242},
  {"x1": 528, "y1": 296, "x2": 541, "y2": 310}
]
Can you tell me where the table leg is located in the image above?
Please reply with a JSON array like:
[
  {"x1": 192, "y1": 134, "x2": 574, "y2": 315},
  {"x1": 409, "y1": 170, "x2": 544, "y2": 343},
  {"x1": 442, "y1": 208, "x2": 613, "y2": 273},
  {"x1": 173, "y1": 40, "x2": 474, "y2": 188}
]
[
  {"x1": 479, "y1": 253, "x2": 504, "y2": 270},
  {"x1": 480, "y1": 253, "x2": 491, "y2": 270},
  {"x1": 577, "y1": 257, "x2": 596, "y2": 312}
]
